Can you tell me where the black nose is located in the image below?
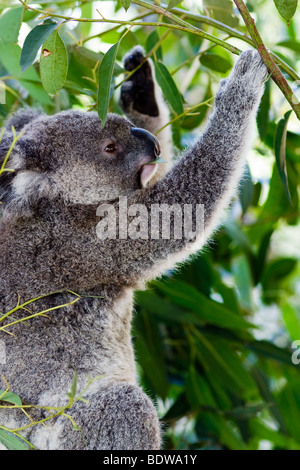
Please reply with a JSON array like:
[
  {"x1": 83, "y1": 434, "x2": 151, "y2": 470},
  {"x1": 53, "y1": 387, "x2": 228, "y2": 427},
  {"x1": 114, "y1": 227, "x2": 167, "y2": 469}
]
[{"x1": 131, "y1": 127, "x2": 161, "y2": 158}]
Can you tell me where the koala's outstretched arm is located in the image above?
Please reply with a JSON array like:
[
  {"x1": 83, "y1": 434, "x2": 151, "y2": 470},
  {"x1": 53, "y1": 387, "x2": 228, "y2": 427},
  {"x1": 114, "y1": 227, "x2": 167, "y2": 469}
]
[
  {"x1": 101, "y1": 50, "x2": 268, "y2": 285},
  {"x1": 120, "y1": 47, "x2": 173, "y2": 181}
]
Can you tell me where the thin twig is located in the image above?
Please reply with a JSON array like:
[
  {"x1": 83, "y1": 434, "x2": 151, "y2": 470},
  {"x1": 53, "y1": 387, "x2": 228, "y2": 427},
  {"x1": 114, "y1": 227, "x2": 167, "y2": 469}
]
[{"x1": 18, "y1": 0, "x2": 240, "y2": 56}]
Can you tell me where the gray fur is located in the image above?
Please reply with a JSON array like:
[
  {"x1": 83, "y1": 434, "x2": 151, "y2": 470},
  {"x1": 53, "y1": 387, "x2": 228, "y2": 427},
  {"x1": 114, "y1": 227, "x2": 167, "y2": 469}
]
[{"x1": 0, "y1": 48, "x2": 267, "y2": 450}]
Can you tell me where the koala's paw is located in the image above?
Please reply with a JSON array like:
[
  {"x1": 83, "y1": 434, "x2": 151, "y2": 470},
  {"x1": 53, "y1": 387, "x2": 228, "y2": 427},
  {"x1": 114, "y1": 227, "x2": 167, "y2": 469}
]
[
  {"x1": 216, "y1": 49, "x2": 268, "y2": 110},
  {"x1": 232, "y1": 49, "x2": 269, "y2": 84},
  {"x1": 120, "y1": 46, "x2": 159, "y2": 117}
]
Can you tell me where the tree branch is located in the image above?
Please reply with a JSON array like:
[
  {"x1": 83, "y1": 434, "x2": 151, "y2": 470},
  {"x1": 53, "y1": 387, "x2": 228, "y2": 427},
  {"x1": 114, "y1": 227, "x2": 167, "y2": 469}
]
[
  {"x1": 233, "y1": 0, "x2": 300, "y2": 120},
  {"x1": 18, "y1": 0, "x2": 300, "y2": 115},
  {"x1": 18, "y1": 0, "x2": 240, "y2": 55}
]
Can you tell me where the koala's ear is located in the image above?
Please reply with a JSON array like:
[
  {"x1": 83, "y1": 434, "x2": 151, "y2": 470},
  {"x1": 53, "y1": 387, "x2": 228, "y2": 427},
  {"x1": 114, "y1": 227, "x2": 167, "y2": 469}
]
[
  {"x1": 0, "y1": 132, "x2": 17, "y2": 204},
  {"x1": 0, "y1": 133, "x2": 51, "y2": 217}
]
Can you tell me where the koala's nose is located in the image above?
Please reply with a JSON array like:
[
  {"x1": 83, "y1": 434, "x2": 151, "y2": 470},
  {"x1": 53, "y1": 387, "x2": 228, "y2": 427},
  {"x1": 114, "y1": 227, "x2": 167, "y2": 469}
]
[{"x1": 131, "y1": 127, "x2": 161, "y2": 158}]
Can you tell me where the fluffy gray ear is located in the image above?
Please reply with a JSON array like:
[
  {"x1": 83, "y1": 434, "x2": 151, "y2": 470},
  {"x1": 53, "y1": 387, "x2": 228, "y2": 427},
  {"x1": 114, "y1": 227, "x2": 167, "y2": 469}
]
[
  {"x1": 4, "y1": 107, "x2": 43, "y2": 133},
  {"x1": 0, "y1": 133, "x2": 50, "y2": 218},
  {"x1": 0, "y1": 132, "x2": 16, "y2": 204},
  {"x1": 0, "y1": 108, "x2": 43, "y2": 205}
]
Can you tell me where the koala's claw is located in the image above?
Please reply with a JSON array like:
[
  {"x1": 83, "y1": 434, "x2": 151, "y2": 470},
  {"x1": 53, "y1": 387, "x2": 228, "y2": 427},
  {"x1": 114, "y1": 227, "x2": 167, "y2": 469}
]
[
  {"x1": 232, "y1": 49, "x2": 269, "y2": 83},
  {"x1": 215, "y1": 49, "x2": 268, "y2": 111},
  {"x1": 123, "y1": 46, "x2": 145, "y2": 71},
  {"x1": 120, "y1": 47, "x2": 159, "y2": 117}
]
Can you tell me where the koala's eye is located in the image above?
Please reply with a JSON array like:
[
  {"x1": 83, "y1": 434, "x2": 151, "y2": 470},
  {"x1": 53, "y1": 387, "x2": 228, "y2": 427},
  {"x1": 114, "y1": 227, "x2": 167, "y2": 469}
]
[{"x1": 104, "y1": 143, "x2": 117, "y2": 153}]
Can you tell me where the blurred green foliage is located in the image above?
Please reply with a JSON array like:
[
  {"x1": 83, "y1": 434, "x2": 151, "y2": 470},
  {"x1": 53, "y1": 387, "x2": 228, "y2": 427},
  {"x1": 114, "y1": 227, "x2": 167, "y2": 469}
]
[{"x1": 0, "y1": 0, "x2": 300, "y2": 450}]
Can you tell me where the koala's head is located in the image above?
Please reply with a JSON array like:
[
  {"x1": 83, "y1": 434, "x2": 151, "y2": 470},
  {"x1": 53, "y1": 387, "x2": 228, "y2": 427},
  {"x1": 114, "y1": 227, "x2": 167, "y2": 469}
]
[{"x1": 0, "y1": 109, "x2": 161, "y2": 215}]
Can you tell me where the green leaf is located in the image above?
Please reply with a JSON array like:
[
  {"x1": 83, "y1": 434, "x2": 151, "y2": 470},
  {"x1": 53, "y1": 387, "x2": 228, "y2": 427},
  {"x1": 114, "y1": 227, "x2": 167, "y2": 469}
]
[
  {"x1": 19, "y1": 79, "x2": 53, "y2": 105},
  {"x1": 282, "y1": 303, "x2": 300, "y2": 341},
  {"x1": 274, "y1": 110, "x2": 293, "y2": 204},
  {"x1": 256, "y1": 78, "x2": 270, "y2": 141},
  {"x1": 154, "y1": 61, "x2": 183, "y2": 115},
  {"x1": 250, "y1": 420, "x2": 300, "y2": 450},
  {"x1": 0, "y1": 390, "x2": 22, "y2": 406},
  {"x1": 121, "y1": 0, "x2": 131, "y2": 11},
  {"x1": 0, "y1": 7, "x2": 23, "y2": 44},
  {"x1": 72, "y1": 46, "x2": 124, "y2": 75},
  {"x1": 225, "y1": 403, "x2": 271, "y2": 420},
  {"x1": 0, "y1": 42, "x2": 24, "y2": 76},
  {"x1": 275, "y1": 369, "x2": 300, "y2": 441},
  {"x1": 196, "y1": 333, "x2": 255, "y2": 395},
  {"x1": 273, "y1": 0, "x2": 298, "y2": 24},
  {"x1": 232, "y1": 255, "x2": 252, "y2": 311},
  {"x1": 167, "y1": 0, "x2": 182, "y2": 9},
  {"x1": 203, "y1": 0, "x2": 239, "y2": 27},
  {"x1": 253, "y1": 229, "x2": 274, "y2": 284},
  {"x1": 0, "y1": 42, "x2": 52, "y2": 104},
  {"x1": 135, "y1": 289, "x2": 208, "y2": 326},
  {"x1": 276, "y1": 40, "x2": 300, "y2": 52},
  {"x1": 134, "y1": 309, "x2": 168, "y2": 398},
  {"x1": 163, "y1": 393, "x2": 190, "y2": 421},
  {"x1": 182, "y1": 84, "x2": 212, "y2": 130},
  {"x1": 200, "y1": 51, "x2": 233, "y2": 74},
  {"x1": 71, "y1": 46, "x2": 103, "y2": 69},
  {"x1": 40, "y1": 29, "x2": 68, "y2": 95},
  {"x1": 246, "y1": 340, "x2": 296, "y2": 366},
  {"x1": 68, "y1": 371, "x2": 78, "y2": 400},
  {"x1": 148, "y1": 157, "x2": 166, "y2": 164},
  {"x1": 97, "y1": 42, "x2": 120, "y2": 127},
  {"x1": 20, "y1": 19, "x2": 60, "y2": 71},
  {"x1": 171, "y1": 253, "x2": 213, "y2": 296},
  {"x1": 196, "y1": 412, "x2": 247, "y2": 450},
  {"x1": 152, "y1": 280, "x2": 255, "y2": 330},
  {"x1": 0, "y1": 429, "x2": 30, "y2": 450},
  {"x1": 261, "y1": 258, "x2": 297, "y2": 302},
  {"x1": 260, "y1": 162, "x2": 297, "y2": 225},
  {"x1": 186, "y1": 367, "x2": 217, "y2": 409},
  {"x1": 225, "y1": 220, "x2": 253, "y2": 254},
  {"x1": 145, "y1": 30, "x2": 163, "y2": 61}
]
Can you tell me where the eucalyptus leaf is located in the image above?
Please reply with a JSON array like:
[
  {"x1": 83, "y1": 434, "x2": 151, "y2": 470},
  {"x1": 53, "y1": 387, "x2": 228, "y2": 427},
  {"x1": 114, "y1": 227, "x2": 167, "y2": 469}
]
[
  {"x1": 196, "y1": 332, "x2": 255, "y2": 394},
  {"x1": 203, "y1": 0, "x2": 239, "y2": 27},
  {"x1": 97, "y1": 42, "x2": 120, "y2": 126},
  {"x1": 154, "y1": 61, "x2": 183, "y2": 115},
  {"x1": 246, "y1": 340, "x2": 296, "y2": 365},
  {"x1": 0, "y1": 42, "x2": 52, "y2": 104},
  {"x1": 145, "y1": 30, "x2": 163, "y2": 61},
  {"x1": 200, "y1": 52, "x2": 232, "y2": 74},
  {"x1": 0, "y1": 7, "x2": 23, "y2": 44},
  {"x1": 167, "y1": 0, "x2": 182, "y2": 9},
  {"x1": 0, "y1": 429, "x2": 30, "y2": 450},
  {"x1": 152, "y1": 280, "x2": 255, "y2": 330},
  {"x1": 186, "y1": 367, "x2": 217, "y2": 409},
  {"x1": 148, "y1": 158, "x2": 166, "y2": 164},
  {"x1": 273, "y1": 0, "x2": 298, "y2": 24},
  {"x1": 274, "y1": 110, "x2": 293, "y2": 204},
  {"x1": 40, "y1": 29, "x2": 68, "y2": 95},
  {"x1": 0, "y1": 389, "x2": 22, "y2": 406},
  {"x1": 121, "y1": 0, "x2": 132, "y2": 11},
  {"x1": 277, "y1": 40, "x2": 300, "y2": 52},
  {"x1": 256, "y1": 78, "x2": 270, "y2": 141},
  {"x1": 21, "y1": 19, "x2": 60, "y2": 71},
  {"x1": 282, "y1": 303, "x2": 300, "y2": 341}
]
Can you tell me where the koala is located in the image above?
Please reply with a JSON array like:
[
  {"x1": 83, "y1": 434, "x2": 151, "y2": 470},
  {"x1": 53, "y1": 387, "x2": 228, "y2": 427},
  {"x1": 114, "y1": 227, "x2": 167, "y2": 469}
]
[{"x1": 0, "y1": 47, "x2": 268, "y2": 450}]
